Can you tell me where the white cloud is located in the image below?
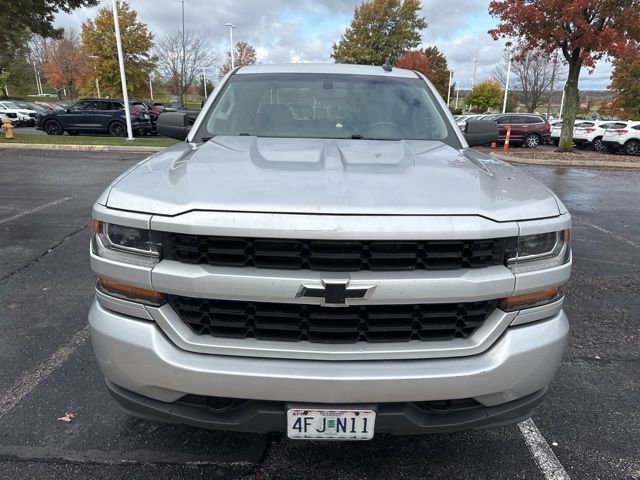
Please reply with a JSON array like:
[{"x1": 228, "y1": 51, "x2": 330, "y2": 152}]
[{"x1": 53, "y1": 0, "x2": 611, "y2": 89}]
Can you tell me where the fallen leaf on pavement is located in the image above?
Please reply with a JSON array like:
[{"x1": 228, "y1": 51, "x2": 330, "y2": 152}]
[{"x1": 57, "y1": 412, "x2": 75, "y2": 423}]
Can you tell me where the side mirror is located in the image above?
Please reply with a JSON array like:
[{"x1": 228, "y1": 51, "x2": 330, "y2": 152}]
[
  {"x1": 464, "y1": 120, "x2": 498, "y2": 147},
  {"x1": 157, "y1": 112, "x2": 191, "y2": 140}
]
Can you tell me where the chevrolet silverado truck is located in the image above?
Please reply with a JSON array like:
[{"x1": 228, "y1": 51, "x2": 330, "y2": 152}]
[{"x1": 89, "y1": 64, "x2": 571, "y2": 440}]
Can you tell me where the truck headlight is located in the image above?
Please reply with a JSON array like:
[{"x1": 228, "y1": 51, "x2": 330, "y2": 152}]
[
  {"x1": 507, "y1": 229, "x2": 570, "y2": 273},
  {"x1": 92, "y1": 220, "x2": 161, "y2": 267}
]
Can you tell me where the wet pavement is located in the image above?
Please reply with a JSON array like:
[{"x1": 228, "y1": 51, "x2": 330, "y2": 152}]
[{"x1": 0, "y1": 150, "x2": 638, "y2": 479}]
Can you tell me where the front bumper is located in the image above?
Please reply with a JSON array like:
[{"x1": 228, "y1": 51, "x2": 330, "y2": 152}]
[
  {"x1": 573, "y1": 137, "x2": 592, "y2": 146},
  {"x1": 602, "y1": 139, "x2": 624, "y2": 150},
  {"x1": 89, "y1": 299, "x2": 568, "y2": 414},
  {"x1": 107, "y1": 380, "x2": 548, "y2": 435}
]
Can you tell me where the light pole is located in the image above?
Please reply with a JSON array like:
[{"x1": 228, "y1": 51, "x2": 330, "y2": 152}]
[
  {"x1": 181, "y1": 0, "x2": 186, "y2": 106},
  {"x1": 546, "y1": 51, "x2": 558, "y2": 120},
  {"x1": 148, "y1": 73, "x2": 154, "y2": 101},
  {"x1": 32, "y1": 61, "x2": 43, "y2": 96},
  {"x1": 88, "y1": 55, "x2": 100, "y2": 98},
  {"x1": 225, "y1": 23, "x2": 236, "y2": 69},
  {"x1": 471, "y1": 49, "x2": 478, "y2": 87},
  {"x1": 502, "y1": 47, "x2": 512, "y2": 114},
  {"x1": 112, "y1": 0, "x2": 133, "y2": 140},
  {"x1": 202, "y1": 67, "x2": 208, "y2": 99},
  {"x1": 446, "y1": 69, "x2": 453, "y2": 107}
]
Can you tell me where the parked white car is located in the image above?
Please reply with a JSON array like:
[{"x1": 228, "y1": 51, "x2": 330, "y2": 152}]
[
  {"x1": 602, "y1": 121, "x2": 640, "y2": 155},
  {"x1": 0, "y1": 101, "x2": 38, "y2": 126},
  {"x1": 0, "y1": 107, "x2": 20, "y2": 125},
  {"x1": 550, "y1": 119, "x2": 592, "y2": 146},
  {"x1": 573, "y1": 120, "x2": 626, "y2": 152},
  {"x1": 549, "y1": 120, "x2": 563, "y2": 145}
]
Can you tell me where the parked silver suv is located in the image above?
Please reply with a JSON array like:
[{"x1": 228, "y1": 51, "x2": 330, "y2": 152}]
[{"x1": 89, "y1": 64, "x2": 571, "y2": 440}]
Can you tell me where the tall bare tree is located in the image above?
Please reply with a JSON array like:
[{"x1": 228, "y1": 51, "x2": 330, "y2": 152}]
[
  {"x1": 155, "y1": 29, "x2": 219, "y2": 99},
  {"x1": 492, "y1": 45, "x2": 565, "y2": 113}
]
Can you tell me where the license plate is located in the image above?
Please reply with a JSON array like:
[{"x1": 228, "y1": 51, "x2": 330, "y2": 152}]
[{"x1": 287, "y1": 408, "x2": 375, "y2": 440}]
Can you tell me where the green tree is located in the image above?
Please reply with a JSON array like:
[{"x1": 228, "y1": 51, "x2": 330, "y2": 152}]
[
  {"x1": 198, "y1": 79, "x2": 214, "y2": 98},
  {"x1": 0, "y1": 31, "x2": 32, "y2": 97},
  {"x1": 395, "y1": 46, "x2": 449, "y2": 98},
  {"x1": 331, "y1": 0, "x2": 427, "y2": 65},
  {"x1": 465, "y1": 80, "x2": 502, "y2": 113},
  {"x1": 0, "y1": 0, "x2": 98, "y2": 53},
  {"x1": 606, "y1": 54, "x2": 640, "y2": 120},
  {"x1": 81, "y1": 1, "x2": 156, "y2": 98}
]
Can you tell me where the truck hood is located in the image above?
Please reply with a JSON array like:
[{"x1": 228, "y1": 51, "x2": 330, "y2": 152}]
[{"x1": 105, "y1": 137, "x2": 560, "y2": 222}]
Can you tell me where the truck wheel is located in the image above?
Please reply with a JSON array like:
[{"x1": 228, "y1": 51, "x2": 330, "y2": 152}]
[
  {"x1": 624, "y1": 140, "x2": 639, "y2": 155},
  {"x1": 524, "y1": 133, "x2": 541, "y2": 148},
  {"x1": 108, "y1": 121, "x2": 126, "y2": 137},
  {"x1": 592, "y1": 137, "x2": 605, "y2": 152},
  {"x1": 44, "y1": 120, "x2": 63, "y2": 135}
]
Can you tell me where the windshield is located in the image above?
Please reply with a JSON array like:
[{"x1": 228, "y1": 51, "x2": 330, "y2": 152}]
[{"x1": 197, "y1": 73, "x2": 454, "y2": 143}]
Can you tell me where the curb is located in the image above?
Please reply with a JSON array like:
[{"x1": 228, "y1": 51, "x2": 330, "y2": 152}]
[
  {"x1": 490, "y1": 151, "x2": 640, "y2": 169},
  {"x1": 0, "y1": 143, "x2": 165, "y2": 153}
]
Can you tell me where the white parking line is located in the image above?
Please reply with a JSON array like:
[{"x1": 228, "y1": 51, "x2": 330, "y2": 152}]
[
  {"x1": 0, "y1": 196, "x2": 74, "y2": 225},
  {"x1": 0, "y1": 326, "x2": 89, "y2": 418},
  {"x1": 519, "y1": 418, "x2": 571, "y2": 480},
  {"x1": 581, "y1": 220, "x2": 640, "y2": 250}
]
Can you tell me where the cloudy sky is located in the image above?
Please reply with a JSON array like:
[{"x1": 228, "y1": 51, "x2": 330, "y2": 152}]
[{"x1": 54, "y1": 0, "x2": 613, "y2": 90}]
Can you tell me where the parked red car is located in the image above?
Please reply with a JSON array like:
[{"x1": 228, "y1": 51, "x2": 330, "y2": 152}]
[{"x1": 483, "y1": 113, "x2": 551, "y2": 148}]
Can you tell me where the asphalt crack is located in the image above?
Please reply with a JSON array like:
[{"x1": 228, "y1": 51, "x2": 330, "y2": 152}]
[{"x1": 0, "y1": 224, "x2": 89, "y2": 282}]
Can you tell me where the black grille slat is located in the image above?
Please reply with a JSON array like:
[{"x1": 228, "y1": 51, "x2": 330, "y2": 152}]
[
  {"x1": 162, "y1": 234, "x2": 514, "y2": 272},
  {"x1": 168, "y1": 296, "x2": 497, "y2": 344}
]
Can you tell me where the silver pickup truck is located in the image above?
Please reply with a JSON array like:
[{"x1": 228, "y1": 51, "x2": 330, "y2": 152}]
[{"x1": 89, "y1": 63, "x2": 571, "y2": 440}]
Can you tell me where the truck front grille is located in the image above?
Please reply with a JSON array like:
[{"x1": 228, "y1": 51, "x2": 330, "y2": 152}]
[
  {"x1": 162, "y1": 234, "x2": 514, "y2": 272},
  {"x1": 167, "y1": 296, "x2": 497, "y2": 344}
]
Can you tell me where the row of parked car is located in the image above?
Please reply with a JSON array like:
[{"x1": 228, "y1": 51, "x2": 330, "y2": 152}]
[
  {"x1": 0, "y1": 100, "x2": 64, "y2": 126},
  {"x1": 549, "y1": 119, "x2": 640, "y2": 155},
  {"x1": 0, "y1": 98, "x2": 190, "y2": 137},
  {"x1": 454, "y1": 113, "x2": 640, "y2": 155}
]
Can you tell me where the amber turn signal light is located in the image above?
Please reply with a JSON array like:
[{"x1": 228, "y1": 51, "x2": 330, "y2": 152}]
[
  {"x1": 499, "y1": 287, "x2": 562, "y2": 312},
  {"x1": 98, "y1": 277, "x2": 165, "y2": 306}
]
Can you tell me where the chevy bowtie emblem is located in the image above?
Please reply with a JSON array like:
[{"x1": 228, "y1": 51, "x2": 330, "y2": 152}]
[{"x1": 296, "y1": 280, "x2": 376, "y2": 307}]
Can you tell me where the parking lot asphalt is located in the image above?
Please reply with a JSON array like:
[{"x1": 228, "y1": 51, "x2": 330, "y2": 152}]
[{"x1": 0, "y1": 149, "x2": 638, "y2": 480}]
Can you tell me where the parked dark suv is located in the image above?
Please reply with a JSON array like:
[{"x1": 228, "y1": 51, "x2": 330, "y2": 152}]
[
  {"x1": 36, "y1": 98, "x2": 152, "y2": 137},
  {"x1": 484, "y1": 113, "x2": 551, "y2": 148}
]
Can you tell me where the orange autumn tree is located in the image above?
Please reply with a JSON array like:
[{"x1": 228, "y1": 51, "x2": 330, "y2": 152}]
[
  {"x1": 489, "y1": 0, "x2": 640, "y2": 152},
  {"x1": 395, "y1": 47, "x2": 450, "y2": 99},
  {"x1": 41, "y1": 30, "x2": 91, "y2": 99},
  {"x1": 218, "y1": 41, "x2": 257, "y2": 78}
]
